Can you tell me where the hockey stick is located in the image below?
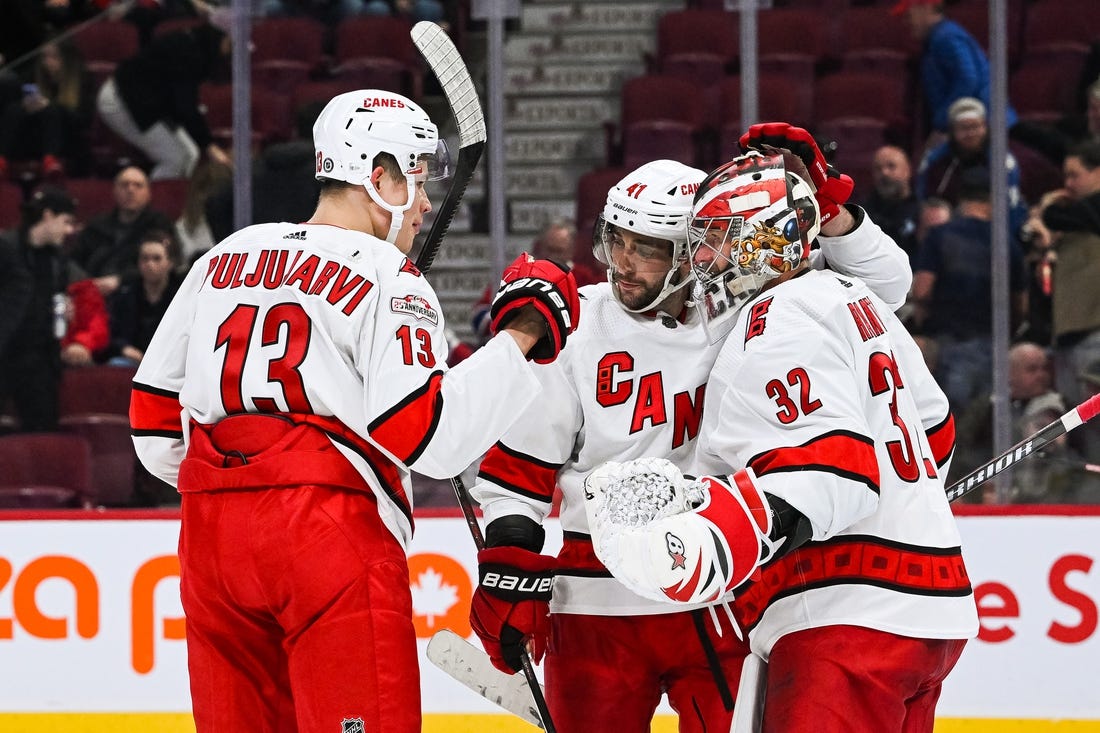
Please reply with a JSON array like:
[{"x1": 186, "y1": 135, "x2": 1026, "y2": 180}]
[
  {"x1": 946, "y1": 392, "x2": 1100, "y2": 503},
  {"x1": 409, "y1": 23, "x2": 555, "y2": 729},
  {"x1": 410, "y1": 21, "x2": 487, "y2": 274},
  {"x1": 427, "y1": 629, "x2": 545, "y2": 728},
  {"x1": 446, "y1": 473, "x2": 557, "y2": 732}
]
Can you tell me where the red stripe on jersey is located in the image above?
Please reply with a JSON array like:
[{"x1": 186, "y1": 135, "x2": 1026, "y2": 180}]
[
  {"x1": 557, "y1": 534, "x2": 613, "y2": 577},
  {"x1": 926, "y1": 413, "x2": 956, "y2": 468},
  {"x1": 368, "y1": 371, "x2": 445, "y2": 465},
  {"x1": 476, "y1": 442, "x2": 560, "y2": 504},
  {"x1": 749, "y1": 430, "x2": 880, "y2": 493},
  {"x1": 733, "y1": 536, "x2": 972, "y2": 631},
  {"x1": 130, "y1": 382, "x2": 183, "y2": 437}
]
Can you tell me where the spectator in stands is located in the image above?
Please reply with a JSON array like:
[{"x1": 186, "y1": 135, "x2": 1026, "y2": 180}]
[
  {"x1": 0, "y1": 186, "x2": 107, "y2": 430},
  {"x1": 175, "y1": 157, "x2": 231, "y2": 264},
  {"x1": 917, "y1": 97, "x2": 1028, "y2": 235},
  {"x1": 1040, "y1": 140, "x2": 1100, "y2": 406},
  {"x1": 469, "y1": 219, "x2": 601, "y2": 349},
  {"x1": 911, "y1": 166, "x2": 1029, "y2": 413},
  {"x1": 94, "y1": 20, "x2": 232, "y2": 180},
  {"x1": 861, "y1": 144, "x2": 920, "y2": 260},
  {"x1": 894, "y1": 0, "x2": 1017, "y2": 149},
  {"x1": 71, "y1": 165, "x2": 174, "y2": 296},
  {"x1": 1011, "y1": 391, "x2": 1100, "y2": 504},
  {"x1": 0, "y1": 40, "x2": 95, "y2": 180},
  {"x1": 205, "y1": 101, "x2": 324, "y2": 245},
  {"x1": 1079, "y1": 360, "x2": 1100, "y2": 467},
  {"x1": 106, "y1": 229, "x2": 183, "y2": 366},
  {"x1": 364, "y1": 0, "x2": 447, "y2": 27},
  {"x1": 1017, "y1": 201, "x2": 1057, "y2": 346},
  {"x1": 916, "y1": 196, "x2": 952, "y2": 244},
  {"x1": 952, "y1": 342, "x2": 1058, "y2": 503}
]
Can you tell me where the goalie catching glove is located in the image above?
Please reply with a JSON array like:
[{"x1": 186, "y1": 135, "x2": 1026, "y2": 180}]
[
  {"x1": 490, "y1": 252, "x2": 580, "y2": 363},
  {"x1": 739, "y1": 122, "x2": 854, "y2": 226},
  {"x1": 583, "y1": 457, "x2": 777, "y2": 605},
  {"x1": 470, "y1": 545, "x2": 555, "y2": 674}
]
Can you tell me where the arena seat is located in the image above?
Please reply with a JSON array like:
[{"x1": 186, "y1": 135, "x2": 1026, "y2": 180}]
[
  {"x1": 60, "y1": 414, "x2": 136, "y2": 507},
  {"x1": 59, "y1": 365, "x2": 137, "y2": 418},
  {"x1": 0, "y1": 433, "x2": 92, "y2": 506}
]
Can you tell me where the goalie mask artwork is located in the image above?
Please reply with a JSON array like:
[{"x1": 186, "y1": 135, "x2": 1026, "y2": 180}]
[{"x1": 687, "y1": 151, "x2": 820, "y2": 341}]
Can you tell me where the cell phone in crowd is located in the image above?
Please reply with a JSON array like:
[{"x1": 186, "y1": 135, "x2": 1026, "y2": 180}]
[{"x1": 22, "y1": 83, "x2": 39, "y2": 98}]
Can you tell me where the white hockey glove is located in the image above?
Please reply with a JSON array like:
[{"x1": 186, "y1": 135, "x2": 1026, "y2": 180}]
[{"x1": 584, "y1": 457, "x2": 774, "y2": 605}]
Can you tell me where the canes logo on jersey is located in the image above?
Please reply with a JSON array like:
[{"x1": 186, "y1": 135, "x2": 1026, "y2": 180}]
[
  {"x1": 595, "y1": 351, "x2": 706, "y2": 448},
  {"x1": 391, "y1": 294, "x2": 439, "y2": 325}
]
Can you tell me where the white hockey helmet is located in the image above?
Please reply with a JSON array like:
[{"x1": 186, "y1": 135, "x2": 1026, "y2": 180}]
[
  {"x1": 313, "y1": 90, "x2": 450, "y2": 243},
  {"x1": 593, "y1": 159, "x2": 705, "y2": 313},
  {"x1": 688, "y1": 151, "x2": 820, "y2": 340}
]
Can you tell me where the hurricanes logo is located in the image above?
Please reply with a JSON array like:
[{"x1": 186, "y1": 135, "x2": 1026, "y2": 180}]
[{"x1": 666, "y1": 532, "x2": 687, "y2": 570}]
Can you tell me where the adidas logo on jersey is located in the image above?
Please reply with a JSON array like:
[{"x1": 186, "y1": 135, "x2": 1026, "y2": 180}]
[{"x1": 283, "y1": 230, "x2": 307, "y2": 240}]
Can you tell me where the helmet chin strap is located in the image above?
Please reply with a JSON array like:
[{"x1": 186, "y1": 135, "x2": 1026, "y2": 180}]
[
  {"x1": 613, "y1": 261, "x2": 694, "y2": 314},
  {"x1": 364, "y1": 176, "x2": 417, "y2": 244}
]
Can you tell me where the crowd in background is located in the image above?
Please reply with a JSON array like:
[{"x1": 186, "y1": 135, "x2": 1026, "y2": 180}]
[{"x1": 1, "y1": 0, "x2": 1099, "y2": 507}]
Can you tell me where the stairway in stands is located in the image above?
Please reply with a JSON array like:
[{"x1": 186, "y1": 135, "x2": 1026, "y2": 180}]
[{"x1": 423, "y1": 0, "x2": 682, "y2": 345}]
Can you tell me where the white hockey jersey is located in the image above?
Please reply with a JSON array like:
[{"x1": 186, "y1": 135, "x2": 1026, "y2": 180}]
[
  {"x1": 130, "y1": 222, "x2": 539, "y2": 547},
  {"x1": 695, "y1": 268, "x2": 979, "y2": 658},
  {"x1": 472, "y1": 211, "x2": 914, "y2": 616}
]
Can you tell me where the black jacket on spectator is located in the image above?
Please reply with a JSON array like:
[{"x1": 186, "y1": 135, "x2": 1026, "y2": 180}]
[
  {"x1": 0, "y1": 228, "x2": 83, "y2": 430},
  {"x1": 71, "y1": 205, "x2": 173, "y2": 281},
  {"x1": 111, "y1": 25, "x2": 226, "y2": 149},
  {"x1": 206, "y1": 139, "x2": 320, "y2": 243},
  {"x1": 107, "y1": 269, "x2": 184, "y2": 359}
]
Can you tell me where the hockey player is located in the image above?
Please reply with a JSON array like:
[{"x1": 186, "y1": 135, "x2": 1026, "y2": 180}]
[
  {"x1": 468, "y1": 125, "x2": 915, "y2": 732},
  {"x1": 584, "y1": 145, "x2": 978, "y2": 733},
  {"x1": 129, "y1": 90, "x2": 580, "y2": 733}
]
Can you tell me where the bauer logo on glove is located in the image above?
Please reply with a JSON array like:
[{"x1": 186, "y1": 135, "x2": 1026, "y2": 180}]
[{"x1": 490, "y1": 252, "x2": 581, "y2": 364}]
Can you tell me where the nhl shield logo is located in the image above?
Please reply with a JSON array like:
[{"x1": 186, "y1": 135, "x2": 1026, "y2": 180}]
[{"x1": 341, "y1": 718, "x2": 364, "y2": 733}]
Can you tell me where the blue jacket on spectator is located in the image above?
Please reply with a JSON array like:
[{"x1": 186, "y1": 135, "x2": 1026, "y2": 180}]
[{"x1": 921, "y1": 18, "x2": 1017, "y2": 133}]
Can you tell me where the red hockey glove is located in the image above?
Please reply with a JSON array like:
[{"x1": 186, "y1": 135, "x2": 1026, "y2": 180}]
[
  {"x1": 739, "y1": 122, "x2": 854, "y2": 226},
  {"x1": 470, "y1": 545, "x2": 555, "y2": 674},
  {"x1": 490, "y1": 253, "x2": 580, "y2": 364}
]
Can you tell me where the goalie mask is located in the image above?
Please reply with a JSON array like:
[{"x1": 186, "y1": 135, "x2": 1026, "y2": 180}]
[
  {"x1": 688, "y1": 152, "x2": 820, "y2": 341},
  {"x1": 313, "y1": 90, "x2": 451, "y2": 244},
  {"x1": 593, "y1": 160, "x2": 704, "y2": 313}
]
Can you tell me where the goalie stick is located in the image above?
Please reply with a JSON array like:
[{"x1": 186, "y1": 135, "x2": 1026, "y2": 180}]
[
  {"x1": 946, "y1": 391, "x2": 1100, "y2": 502},
  {"x1": 410, "y1": 21, "x2": 487, "y2": 274}
]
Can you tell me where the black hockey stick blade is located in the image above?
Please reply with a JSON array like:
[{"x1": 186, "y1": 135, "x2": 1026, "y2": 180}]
[
  {"x1": 946, "y1": 391, "x2": 1100, "y2": 502},
  {"x1": 411, "y1": 21, "x2": 487, "y2": 274}
]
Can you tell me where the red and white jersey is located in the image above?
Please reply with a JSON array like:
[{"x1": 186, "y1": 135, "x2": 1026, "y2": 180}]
[
  {"x1": 695, "y1": 268, "x2": 979, "y2": 658},
  {"x1": 472, "y1": 212, "x2": 914, "y2": 616},
  {"x1": 131, "y1": 222, "x2": 539, "y2": 546}
]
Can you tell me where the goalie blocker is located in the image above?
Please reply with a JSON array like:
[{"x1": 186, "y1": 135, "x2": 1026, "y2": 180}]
[{"x1": 583, "y1": 458, "x2": 811, "y2": 605}]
